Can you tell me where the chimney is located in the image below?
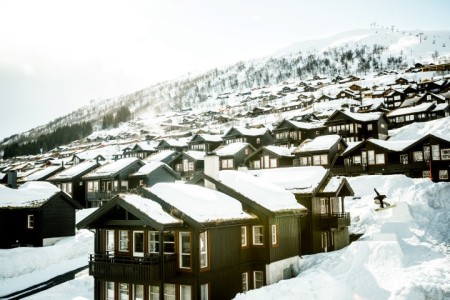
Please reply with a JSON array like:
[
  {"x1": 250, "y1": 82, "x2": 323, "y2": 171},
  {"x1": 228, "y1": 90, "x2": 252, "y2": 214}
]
[
  {"x1": 204, "y1": 153, "x2": 219, "y2": 190},
  {"x1": 7, "y1": 170, "x2": 17, "y2": 189}
]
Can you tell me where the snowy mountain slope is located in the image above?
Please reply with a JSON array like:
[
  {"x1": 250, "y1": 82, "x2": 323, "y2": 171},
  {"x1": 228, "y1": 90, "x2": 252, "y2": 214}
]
[
  {"x1": 234, "y1": 175, "x2": 450, "y2": 300},
  {"x1": 2, "y1": 27, "x2": 449, "y2": 148}
]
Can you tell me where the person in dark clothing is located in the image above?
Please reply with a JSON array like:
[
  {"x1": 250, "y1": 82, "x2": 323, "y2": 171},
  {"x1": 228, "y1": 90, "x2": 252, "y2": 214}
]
[{"x1": 374, "y1": 188, "x2": 389, "y2": 209}]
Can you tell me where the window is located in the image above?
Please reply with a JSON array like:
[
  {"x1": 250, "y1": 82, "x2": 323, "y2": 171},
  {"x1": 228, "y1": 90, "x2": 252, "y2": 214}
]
[
  {"x1": 439, "y1": 170, "x2": 448, "y2": 180},
  {"x1": 299, "y1": 157, "x2": 309, "y2": 166},
  {"x1": 413, "y1": 151, "x2": 424, "y2": 162},
  {"x1": 432, "y1": 145, "x2": 440, "y2": 160},
  {"x1": 119, "y1": 230, "x2": 129, "y2": 252},
  {"x1": 252, "y1": 160, "x2": 261, "y2": 169},
  {"x1": 381, "y1": 123, "x2": 386, "y2": 129},
  {"x1": 176, "y1": 164, "x2": 182, "y2": 172},
  {"x1": 263, "y1": 155, "x2": 270, "y2": 168},
  {"x1": 133, "y1": 231, "x2": 144, "y2": 257},
  {"x1": 200, "y1": 283, "x2": 209, "y2": 300},
  {"x1": 320, "y1": 198, "x2": 327, "y2": 214},
  {"x1": 441, "y1": 149, "x2": 450, "y2": 160},
  {"x1": 164, "y1": 284, "x2": 176, "y2": 300},
  {"x1": 199, "y1": 231, "x2": 208, "y2": 269},
  {"x1": 180, "y1": 285, "x2": 191, "y2": 300},
  {"x1": 313, "y1": 155, "x2": 321, "y2": 165},
  {"x1": 320, "y1": 154, "x2": 328, "y2": 165},
  {"x1": 188, "y1": 162, "x2": 194, "y2": 171},
  {"x1": 367, "y1": 124, "x2": 373, "y2": 131},
  {"x1": 221, "y1": 158, "x2": 234, "y2": 169},
  {"x1": 133, "y1": 284, "x2": 143, "y2": 300},
  {"x1": 375, "y1": 153, "x2": 385, "y2": 164},
  {"x1": 252, "y1": 226, "x2": 264, "y2": 245},
  {"x1": 106, "y1": 282, "x2": 115, "y2": 300},
  {"x1": 269, "y1": 158, "x2": 277, "y2": 168},
  {"x1": 106, "y1": 230, "x2": 114, "y2": 252},
  {"x1": 422, "y1": 171, "x2": 431, "y2": 178},
  {"x1": 119, "y1": 283, "x2": 129, "y2": 300},
  {"x1": 27, "y1": 215, "x2": 34, "y2": 229},
  {"x1": 179, "y1": 232, "x2": 191, "y2": 269},
  {"x1": 423, "y1": 146, "x2": 430, "y2": 162},
  {"x1": 149, "y1": 285, "x2": 159, "y2": 300},
  {"x1": 254, "y1": 271, "x2": 264, "y2": 289},
  {"x1": 368, "y1": 150, "x2": 375, "y2": 165},
  {"x1": 241, "y1": 226, "x2": 248, "y2": 247},
  {"x1": 271, "y1": 224, "x2": 278, "y2": 246},
  {"x1": 400, "y1": 154, "x2": 408, "y2": 164},
  {"x1": 353, "y1": 155, "x2": 361, "y2": 165},
  {"x1": 256, "y1": 138, "x2": 261, "y2": 144},
  {"x1": 242, "y1": 272, "x2": 249, "y2": 292}
]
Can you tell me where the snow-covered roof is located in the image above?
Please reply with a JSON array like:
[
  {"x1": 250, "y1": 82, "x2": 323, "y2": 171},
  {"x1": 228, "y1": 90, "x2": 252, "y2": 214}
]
[
  {"x1": 339, "y1": 110, "x2": 383, "y2": 122},
  {"x1": 284, "y1": 119, "x2": 324, "y2": 129},
  {"x1": 342, "y1": 141, "x2": 364, "y2": 155},
  {"x1": 387, "y1": 103, "x2": 434, "y2": 117},
  {"x1": 192, "y1": 134, "x2": 223, "y2": 142},
  {"x1": 159, "y1": 138, "x2": 189, "y2": 147},
  {"x1": 228, "y1": 126, "x2": 268, "y2": 136},
  {"x1": 214, "y1": 142, "x2": 250, "y2": 156},
  {"x1": 322, "y1": 176, "x2": 344, "y2": 194},
  {"x1": 184, "y1": 150, "x2": 206, "y2": 161},
  {"x1": 432, "y1": 103, "x2": 448, "y2": 112},
  {"x1": 264, "y1": 145, "x2": 294, "y2": 157},
  {"x1": 249, "y1": 166, "x2": 328, "y2": 194},
  {"x1": 119, "y1": 194, "x2": 181, "y2": 225},
  {"x1": 368, "y1": 139, "x2": 417, "y2": 151},
  {"x1": 149, "y1": 183, "x2": 255, "y2": 223},
  {"x1": 130, "y1": 162, "x2": 169, "y2": 176},
  {"x1": 25, "y1": 165, "x2": 62, "y2": 181},
  {"x1": 49, "y1": 160, "x2": 98, "y2": 180},
  {"x1": 134, "y1": 141, "x2": 158, "y2": 151},
  {"x1": 219, "y1": 170, "x2": 307, "y2": 213},
  {"x1": 83, "y1": 157, "x2": 141, "y2": 179},
  {"x1": 145, "y1": 150, "x2": 179, "y2": 162},
  {"x1": 0, "y1": 181, "x2": 61, "y2": 208},
  {"x1": 293, "y1": 134, "x2": 341, "y2": 153}
]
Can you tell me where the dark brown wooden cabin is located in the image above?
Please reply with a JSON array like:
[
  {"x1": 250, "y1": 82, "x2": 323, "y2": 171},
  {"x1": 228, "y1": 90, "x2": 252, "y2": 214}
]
[
  {"x1": 324, "y1": 110, "x2": 389, "y2": 142},
  {"x1": 82, "y1": 157, "x2": 145, "y2": 207},
  {"x1": 214, "y1": 142, "x2": 256, "y2": 170},
  {"x1": 383, "y1": 88, "x2": 405, "y2": 109},
  {"x1": 292, "y1": 135, "x2": 346, "y2": 168},
  {"x1": 128, "y1": 162, "x2": 180, "y2": 188},
  {"x1": 245, "y1": 146, "x2": 294, "y2": 170},
  {"x1": 386, "y1": 103, "x2": 449, "y2": 129},
  {"x1": 332, "y1": 134, "x2": 450, "y2": 182},
  {"x1": 187, "y1": 133, "x2": 223, "y2": 152},
  {"x1": 171, "y1": 151, "x2": 205, "y2": 181},
  {"x1": 272, "y1": 119, "x2": 325, "y2": 148},
  {"x1": 222, "y1": 126, "x2": 273, "y2": 149},
  {"x1": 47, "y1": 160, "x2": 100, "y2": 208},
  {"x1": 0, "y1": 182, "x2": 82, "y2": 248}
]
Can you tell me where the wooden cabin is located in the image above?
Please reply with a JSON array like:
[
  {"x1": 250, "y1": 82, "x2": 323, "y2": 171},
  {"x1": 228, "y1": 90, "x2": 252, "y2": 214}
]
[
  {"x1": 0, "y1": 181, "x2": 81, "y2": 248},
  {"x1": 292, "y1": 135, "x2": 346, "y2": 168},
  {"x1": 324, "y1": 110, "x2": 389, "y2": 142},
  {"x1": 386, "y1": 103, "x2": 449, "y2": 129},
  {"x1": 245, "y1": 145, "x2": 294, "y2": 170},
  {"x1": 171, "y1": 151, "x2": 205, "y2": 181},
  {"x1": 187, "y1": 133, "x2": 223, "y2": 152},
  {"x1": 128, "y1": 161, "x2": 180, "y2": 188},
  {"x1": 82, "y1": 157, "x2": 145, "y2": 207},
  {"x1": 222, "y1": 126, "x2": 273, "y2": 149},
  {"x1": 47, "y1": 160, "x2": 100, "y2": 208},
  {"x1": 272, "y1": 119, "x2": 325, "y2": 148},
  {"x1": 214, "y1": 142, "x2": 256, "y2": 170}
]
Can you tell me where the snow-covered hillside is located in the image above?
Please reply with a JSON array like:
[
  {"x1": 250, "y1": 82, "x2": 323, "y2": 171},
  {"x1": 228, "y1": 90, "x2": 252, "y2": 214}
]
[{"x1": 2, "y1": 27, "x2": 449, "y2": 147}]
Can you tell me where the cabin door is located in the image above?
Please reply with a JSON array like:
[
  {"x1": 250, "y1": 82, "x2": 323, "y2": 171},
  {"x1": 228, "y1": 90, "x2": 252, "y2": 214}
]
[{"x1": 133, "y1": 231, "x2": 144, "y2": 257}]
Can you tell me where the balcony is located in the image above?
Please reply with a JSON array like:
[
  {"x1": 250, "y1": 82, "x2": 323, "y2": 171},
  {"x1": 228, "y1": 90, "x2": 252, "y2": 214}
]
[
  {"x1": 320, "y1": 212, "x2": 351, "y2": 230},
  {"x1": 89, "y1": 253, "x2": 177, "y2": 283},
  {"x1": 87, "y1": 191, "x2": 117, "y2": 202}
]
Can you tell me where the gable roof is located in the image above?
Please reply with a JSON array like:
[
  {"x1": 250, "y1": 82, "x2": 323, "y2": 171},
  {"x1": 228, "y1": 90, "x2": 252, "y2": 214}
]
[
  {"x1": 48, "y1": 160, "x2": 99, "y2": 181},
  {"x1": 143, "y1": 183, "x2": 255, "y2": 227},
  {"x1": 325, "y1": 110, "x2": 385, "y2": 124},
  {"x1": 218, "y1": 170, "x2": 307, "y2": 214},
  {"x1": 214, "y1": 142, "x2": 255, "y2": 157},
  {"x1": 223, "y1": 126, "x2": 269, "y2": 138},
  {"x1": 76, "y1": 193, "x2": 182, "y2": 231},
  {"x1": 386, "y1": 103, "x2": 435, "y2": 118},
  {"x1": 24, "y1": 165, "x2": 64, "y2": 181},
  {"x1": 129, "y1": 162, "x2": 179, "y2": 179},
  {"x1": 293, "y1": 135, "x2": 343, "y2": 153},
  {"x1": 189, "y1": 133, "x2": 223, "y2": 143},
  {"x1": 83, "y1": 157, "x2": 144, "y2": 179},
  {"x1": 144, "y1": 150, "x2": 181, "y2": 164},
  {"x1": 249, "y1": 166, "x2": 329, "y2": 195},
  {"x1": 0, "y1": 181, "x2": 81, "y2": 209}
]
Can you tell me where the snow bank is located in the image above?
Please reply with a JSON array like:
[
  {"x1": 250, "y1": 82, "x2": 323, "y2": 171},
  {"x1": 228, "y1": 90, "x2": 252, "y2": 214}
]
[{"x1": 236, "y1": 175, "x2": 450, "y2": 300}]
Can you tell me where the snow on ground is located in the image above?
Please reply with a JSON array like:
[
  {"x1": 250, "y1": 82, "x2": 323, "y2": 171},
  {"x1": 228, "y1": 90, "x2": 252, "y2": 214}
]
[
  {"x1": 235, "y1": 175, "x2": 450, "y2": 300},
  {"x1": 0, "y1": 210, "x2": 95, "y2": 298},
  {"x1": 1, "y1": 176, "x2": 449, "y2": 300}
]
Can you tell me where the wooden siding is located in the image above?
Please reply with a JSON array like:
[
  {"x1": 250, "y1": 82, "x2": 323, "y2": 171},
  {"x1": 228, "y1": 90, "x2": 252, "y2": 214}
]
[{"x1": 41, "y1": 195, "x2": 76, "y2": 239}]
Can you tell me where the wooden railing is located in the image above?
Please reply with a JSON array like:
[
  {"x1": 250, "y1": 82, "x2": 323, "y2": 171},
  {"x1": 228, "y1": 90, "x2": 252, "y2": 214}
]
[
  {"x1": 320, "y1": 212, "x2": 351, "y2": 230},
  {"x1": 89, "y1": 253, "x2": 177, "y2": 283}
]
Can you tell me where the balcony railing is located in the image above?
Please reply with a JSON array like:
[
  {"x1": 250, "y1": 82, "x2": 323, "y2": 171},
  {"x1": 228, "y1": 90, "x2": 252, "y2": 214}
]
[
  {"x1": 89, "y1": 252, "x2": 177, "y2": 283},
  {"x1": 320, "y1": 212, "x2": 351, "y2": 230}
]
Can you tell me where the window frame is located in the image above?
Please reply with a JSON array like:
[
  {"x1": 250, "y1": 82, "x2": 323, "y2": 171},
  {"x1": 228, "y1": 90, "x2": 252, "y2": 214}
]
[
  {"x1": 27, "y1": 214, "x2": 34, "y2": 229},
  {"x1": 179, "y1": 231, "x2": 192, "y2": 270},
  {"x1": 199, "y1": 231, "x2": 209, "y2": 269},
  {"x1": 253, "y1": 271, "x2": 264, "y2": 289},
  {"x1": 118, "y1": 230, "x2": 129, "y2": 252},
  {"x1": 439, "y1": 170, "x2": 448, "y2": 180},
  {"x1": 242, "y1": 272, "x2": 249, "y2": 292},
  {"x1": 271, "y1": 224, "x2": 278, "y2": 246},
  {"x1": 252, "y1": 225, "x2": 264, "y2": 246},
  {"x1": 241, "y1": 226, "x2": 248, "y2": 248}
]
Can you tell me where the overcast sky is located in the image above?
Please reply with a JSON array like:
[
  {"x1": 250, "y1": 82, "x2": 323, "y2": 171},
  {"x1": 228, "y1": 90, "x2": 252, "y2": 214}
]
[{"x1": 0, "y1": 0, "x2": 449, "y2": 140}]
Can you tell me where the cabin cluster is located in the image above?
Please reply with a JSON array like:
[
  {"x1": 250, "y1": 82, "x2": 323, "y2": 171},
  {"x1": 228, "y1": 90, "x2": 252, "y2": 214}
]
[{"x1": 1, "y1": 70, "x2": 450, "y2": 299}]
